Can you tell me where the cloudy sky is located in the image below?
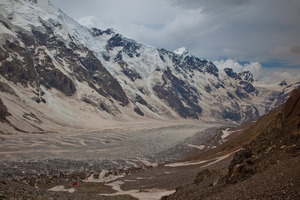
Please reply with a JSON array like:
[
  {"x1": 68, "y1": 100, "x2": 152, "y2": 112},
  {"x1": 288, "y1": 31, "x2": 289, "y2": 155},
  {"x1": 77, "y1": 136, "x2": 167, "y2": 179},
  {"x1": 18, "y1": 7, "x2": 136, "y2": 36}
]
[{"x1": 50, "y1": 0, "x2": 300, "y2": 83}]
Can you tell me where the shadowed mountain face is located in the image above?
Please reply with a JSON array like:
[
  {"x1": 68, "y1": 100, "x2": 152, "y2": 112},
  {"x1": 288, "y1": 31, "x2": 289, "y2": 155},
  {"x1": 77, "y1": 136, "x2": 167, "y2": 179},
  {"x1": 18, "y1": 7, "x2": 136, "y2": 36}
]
[
  {"x1": 162, "y1": 88, "x2": 300, "y2": 200},
  {"x1": 0, "y1": 0, "x2": 299, "y2": 133}
]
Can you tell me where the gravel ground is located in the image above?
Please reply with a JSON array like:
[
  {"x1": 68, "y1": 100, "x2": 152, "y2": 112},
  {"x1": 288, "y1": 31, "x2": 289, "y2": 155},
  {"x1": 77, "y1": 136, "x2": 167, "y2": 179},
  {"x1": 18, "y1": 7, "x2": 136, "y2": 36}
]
[{"x1": 162, "y1": 154, "x2": 300, "y2": 200}]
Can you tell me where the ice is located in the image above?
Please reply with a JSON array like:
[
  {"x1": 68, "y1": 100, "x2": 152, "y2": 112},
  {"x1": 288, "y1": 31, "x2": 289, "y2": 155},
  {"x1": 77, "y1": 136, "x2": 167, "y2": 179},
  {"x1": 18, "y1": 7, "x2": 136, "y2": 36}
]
[{"x1": 0, "y1": 121, "x2": 226, "y2": 179}]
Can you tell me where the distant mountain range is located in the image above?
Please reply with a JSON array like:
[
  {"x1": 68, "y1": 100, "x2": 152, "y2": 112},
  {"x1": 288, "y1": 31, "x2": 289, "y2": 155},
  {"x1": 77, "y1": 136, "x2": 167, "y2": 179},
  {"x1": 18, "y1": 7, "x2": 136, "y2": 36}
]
[{"x1": 0, "y1": 0, "x2": 299, "y2": 133}]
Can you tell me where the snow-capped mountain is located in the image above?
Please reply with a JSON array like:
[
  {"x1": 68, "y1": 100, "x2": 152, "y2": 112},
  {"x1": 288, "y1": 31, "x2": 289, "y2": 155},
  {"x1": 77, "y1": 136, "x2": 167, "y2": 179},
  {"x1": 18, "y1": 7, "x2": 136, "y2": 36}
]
[{"x1": 0, "y1": 0, "x2": 299, "y2": 133}]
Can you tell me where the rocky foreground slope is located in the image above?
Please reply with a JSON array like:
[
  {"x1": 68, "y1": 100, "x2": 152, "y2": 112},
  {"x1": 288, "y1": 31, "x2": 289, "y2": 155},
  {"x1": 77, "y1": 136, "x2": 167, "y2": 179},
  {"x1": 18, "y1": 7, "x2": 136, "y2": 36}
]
[{"x1": 162, "y1": 88, "x2": 300, "y2": 199}]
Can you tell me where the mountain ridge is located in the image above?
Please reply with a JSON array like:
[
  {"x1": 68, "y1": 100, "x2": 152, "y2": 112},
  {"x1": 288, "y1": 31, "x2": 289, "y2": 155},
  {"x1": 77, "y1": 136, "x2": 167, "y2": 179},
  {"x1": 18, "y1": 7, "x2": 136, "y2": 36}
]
[{"x1": 0, "y1": 0, "x2": 299, "y2": 133}]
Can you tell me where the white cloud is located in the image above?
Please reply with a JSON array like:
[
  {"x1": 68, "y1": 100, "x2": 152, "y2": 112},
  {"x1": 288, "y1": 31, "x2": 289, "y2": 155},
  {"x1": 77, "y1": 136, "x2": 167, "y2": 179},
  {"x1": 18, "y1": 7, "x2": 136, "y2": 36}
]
[
  {"x1": 214, "y1": 59, "x2": 300, "y2": 84},
  {"x1": 213, "y1": 59, "x2": 244, "y2": 73},
  {"x1": 261, "y1": 68, "x2": 300, "y2": 84},
  {"x1": 77, "y1": 16, "x2": 99, "y2": 28},
  {"x1": 213, "y1": 59, "x2": 262, "y2": 80},
  {"x1": 270, "y1": 45, "x2": 300, "y2": 66},
  {"x1": 162, "y1": 9, "x2": 220, "y2": 37},
  {"x1": 108, "y1": 7, "x2": 226, "y2": 51},
  {"x1": 244, "y1": 62, "x2": 263, "y2": 80}
]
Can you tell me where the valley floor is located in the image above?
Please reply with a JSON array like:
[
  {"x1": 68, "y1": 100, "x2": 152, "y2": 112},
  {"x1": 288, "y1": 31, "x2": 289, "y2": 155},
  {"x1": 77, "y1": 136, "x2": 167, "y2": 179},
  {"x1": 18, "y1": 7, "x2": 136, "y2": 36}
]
[
  {"x1": 0, "y1": 118, "x2": 299, "y2": 200},
  {"x1": 0, "y1": 120, "x2": 232, "y2": 200}
]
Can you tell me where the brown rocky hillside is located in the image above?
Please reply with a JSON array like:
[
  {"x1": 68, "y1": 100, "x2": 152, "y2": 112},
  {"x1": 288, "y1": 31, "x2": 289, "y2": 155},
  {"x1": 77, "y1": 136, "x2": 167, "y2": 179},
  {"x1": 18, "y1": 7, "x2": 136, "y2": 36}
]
[{"x1": 162, "y1": 88, "x2": 300, "y2": 200}]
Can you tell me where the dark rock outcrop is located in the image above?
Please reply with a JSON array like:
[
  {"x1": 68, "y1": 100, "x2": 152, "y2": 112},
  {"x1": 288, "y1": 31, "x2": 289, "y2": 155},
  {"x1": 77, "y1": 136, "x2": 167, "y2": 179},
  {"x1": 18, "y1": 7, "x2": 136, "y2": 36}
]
[
  {"x1": 122, "y1": 68, "x2": 142, "y2": 82},
  {"x1": 2, "y1": 19, "x2": 129, "y2": 104},
  {"x1": 224, "y1": 69, "x2": 257, "y2": 96},
  {"x1": 133, "y1": 106, "x2": 144, "y2": 116},
  {"x1": 78, "y1": 50, "x2": 129, "y2": 105},
  {"x1": 0, "y1": 40, "x2": 36, "y2": 87},
  {"x1": 107, "y1": 34, "x2": 141, "y2": 58},
  {"x1": 38, "y1": 68, "x2": 76, "y2": 96},
  {"x1": 238, "y1": 71, "x2": 254, "y2": 83},
  {"x1": 158, "y1": 48, "x2": 219, "y2": 77},
  {"x1": 0, "y1": 98, "x2": 11, "y2": 123},
  {"x1": 224, "y1": 68, "x2": 241, "y2": 80},
  {"x1": 90, "y1": 28, "x2": 114, "y2": 37},
  {"x1": 135, "y1": 94, "x2": 148, "y2": 106},
  {"x1": 153, "y1": 68, "x2": 201, "y2": 119}
]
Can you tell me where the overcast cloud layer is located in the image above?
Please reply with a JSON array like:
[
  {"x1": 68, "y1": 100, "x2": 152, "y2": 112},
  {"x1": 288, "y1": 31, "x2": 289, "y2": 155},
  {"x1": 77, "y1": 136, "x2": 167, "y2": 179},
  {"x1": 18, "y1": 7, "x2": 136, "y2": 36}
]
[{"x1": 51, "y1": 0, "x2": 300, "y2": 83}]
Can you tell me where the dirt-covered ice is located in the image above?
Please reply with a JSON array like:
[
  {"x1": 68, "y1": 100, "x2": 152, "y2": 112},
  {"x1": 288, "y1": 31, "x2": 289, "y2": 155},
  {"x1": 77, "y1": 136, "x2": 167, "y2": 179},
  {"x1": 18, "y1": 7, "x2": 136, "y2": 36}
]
[{"x1": 0, "y1": 121, "x2": 228, "y2": 178}]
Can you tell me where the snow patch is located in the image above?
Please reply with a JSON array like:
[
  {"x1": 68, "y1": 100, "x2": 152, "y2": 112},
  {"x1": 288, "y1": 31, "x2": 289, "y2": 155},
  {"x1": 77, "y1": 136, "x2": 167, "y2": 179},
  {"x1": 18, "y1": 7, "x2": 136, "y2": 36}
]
[
  {"x1": 200, "y1": 152, "x2": 236, "y2": 168},
  {"x1": 48, "y1": 185, "x2": 76, "y2": 193},
  {"x1": 84, "y1": 170, "x2": 125, "y2": 183},
  {"x1": 139, "y1": 158, "x2": 158, "y2": 167},
  {"x1": 165, "y1": 160, "x2": 207, "y2": 167},
  {"x1": 165, "y1": 151, "x2": 236, "y2": 168},
  {"x1": 187, "y1": 144, "x2": 205, "y2": 150},
  {"x1": 221, "y1": 128, "x2": 242, "y2": 142},
  {"x1": 103, "y1": 181, "x2": 175, "y2": 200}
]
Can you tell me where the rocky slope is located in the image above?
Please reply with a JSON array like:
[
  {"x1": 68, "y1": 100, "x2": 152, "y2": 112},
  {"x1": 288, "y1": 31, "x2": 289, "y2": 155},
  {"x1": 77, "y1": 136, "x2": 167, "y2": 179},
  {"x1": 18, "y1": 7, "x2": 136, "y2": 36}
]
[
  {"x1": 1, "y1": 0, "x2": 299, "y2": 133},
  {"x1": 162, "y1": 88, "x2": 300, "y2": 199}
]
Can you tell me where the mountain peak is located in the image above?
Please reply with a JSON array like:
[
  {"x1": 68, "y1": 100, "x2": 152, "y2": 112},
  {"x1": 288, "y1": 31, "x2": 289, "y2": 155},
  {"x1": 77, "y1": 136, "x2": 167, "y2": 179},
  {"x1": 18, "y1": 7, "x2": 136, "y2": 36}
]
[
  {"x1": 174, "y1": 47, "x2": 187, "y2": 55},
  {"x1": 174, "y1": 47, "x2": 191, "y2": 57},
  {"x1": 238, "y1": 71, "x2": 254, "y2": 83}
]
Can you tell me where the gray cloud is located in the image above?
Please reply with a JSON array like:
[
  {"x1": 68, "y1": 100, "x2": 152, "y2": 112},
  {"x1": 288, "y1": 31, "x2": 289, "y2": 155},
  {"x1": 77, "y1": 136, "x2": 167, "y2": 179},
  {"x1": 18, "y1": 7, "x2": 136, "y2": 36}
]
[
  {"x1": 261, "y1": 68, "x2": 300, "y2": 84},
  {"x1": 170, "y1": 0, "x2": 252, "y2": 12},
  {"x1": 214, "y1": 59, "x2": 263, "y2": 80},
  {"x1": 291, "y1": 46, "x2": 300, "y2": 54}
]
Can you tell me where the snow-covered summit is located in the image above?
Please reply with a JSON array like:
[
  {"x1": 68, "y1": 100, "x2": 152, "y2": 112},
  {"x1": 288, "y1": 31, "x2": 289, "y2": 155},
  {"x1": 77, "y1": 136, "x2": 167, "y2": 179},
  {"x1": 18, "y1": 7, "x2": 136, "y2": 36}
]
[
  {"x1": 174, "y1": 47, "x2": 188, "y2": 55},
  {"x1": 174, "y1": 47, "x2": 192, "y2": 57}
]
